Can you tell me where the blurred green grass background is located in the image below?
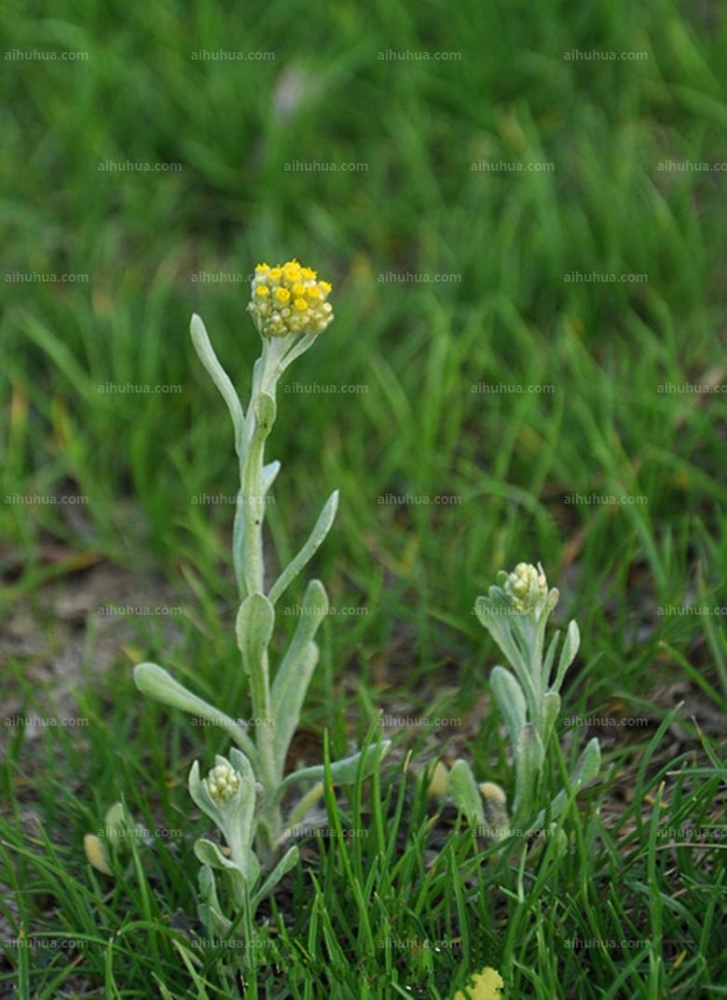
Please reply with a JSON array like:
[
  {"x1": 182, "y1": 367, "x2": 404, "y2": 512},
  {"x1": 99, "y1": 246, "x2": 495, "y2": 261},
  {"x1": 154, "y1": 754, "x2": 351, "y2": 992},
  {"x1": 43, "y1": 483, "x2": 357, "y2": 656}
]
[{"x1": 2, "y1": 0, "x2": 726, "y2": 716}]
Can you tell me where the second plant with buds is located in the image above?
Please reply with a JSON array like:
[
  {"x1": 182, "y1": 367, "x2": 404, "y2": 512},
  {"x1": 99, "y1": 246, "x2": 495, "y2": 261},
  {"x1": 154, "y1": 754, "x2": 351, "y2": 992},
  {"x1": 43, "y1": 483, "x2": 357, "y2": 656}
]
[{"x1": 449, "y1": 562, "x2": 601, "y2": 842}]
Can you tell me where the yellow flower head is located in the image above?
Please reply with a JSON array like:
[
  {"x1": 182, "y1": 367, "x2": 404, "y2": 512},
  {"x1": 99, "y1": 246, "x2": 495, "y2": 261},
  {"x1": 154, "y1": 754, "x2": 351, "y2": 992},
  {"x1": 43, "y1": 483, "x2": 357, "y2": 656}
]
[{"x1": 248, "y1": 259, "x2": 334, "y2": 338}]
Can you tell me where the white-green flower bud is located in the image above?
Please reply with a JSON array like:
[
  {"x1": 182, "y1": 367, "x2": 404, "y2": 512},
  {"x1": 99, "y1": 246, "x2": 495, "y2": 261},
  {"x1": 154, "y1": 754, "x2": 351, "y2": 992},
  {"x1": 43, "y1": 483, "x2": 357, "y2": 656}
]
[
  {"x1": 504, "y1": 562, "x2": 548, "y2": 614},
  {"x1": 207, "y1": 763, "x2": 242, "y2": 803}
]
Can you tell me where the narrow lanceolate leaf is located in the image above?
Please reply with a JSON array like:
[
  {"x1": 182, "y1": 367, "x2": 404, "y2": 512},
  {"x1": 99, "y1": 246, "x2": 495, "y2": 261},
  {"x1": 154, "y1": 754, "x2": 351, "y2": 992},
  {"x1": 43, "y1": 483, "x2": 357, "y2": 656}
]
[
  {"x1": 262, "y1": 459, "x2": 281, "y2": 494},
  {"x1": 531, "y1": 737, "x2": 602, "y2": 829},
  {"x1": 448, "y1": 759, "x2": 486, "y2": 828},
  {"x1": 512, "y1": 723, "x2": 545, "y2": 827},
  {"x1": 271, "y1": 580, "x2": 328, "y2": 771},
  {"x1": 570, "y1": 736, "x2": 601, "y2": 787},
  {"x1": 552, "y1": 619, "x2": 580, "y2": 692},
  {"x1": 490, "y1": 666, "x2": 527, "y2": 750},
  {"x1": 272, "y1": 642, "x2": 319, "y2": 778},
  {"x1": 251, "y1": 846, "x2": 300, "y2": 910},
  {"x1": 133, "y1": 663, "x2": 259, "y2": 766},
  {"x1": 540, "y1": 690, "x2": 561, "y2": 746},
  {"x1": 190, "y1": 314, "x2": 245, "y2": 454},
  {"x1": 276, "y1": 740, "x2": 392, "y2": 799},
  {"x1": 268, "y1": 490, "x2": 339, "y2": 605}
]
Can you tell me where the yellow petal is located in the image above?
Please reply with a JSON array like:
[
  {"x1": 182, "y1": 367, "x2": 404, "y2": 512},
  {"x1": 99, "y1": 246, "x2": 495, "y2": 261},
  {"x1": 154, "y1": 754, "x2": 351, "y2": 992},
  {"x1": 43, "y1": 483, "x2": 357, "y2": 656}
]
[{"x1": 453, "y1": 967, "x2": 505, "y2": 1000}]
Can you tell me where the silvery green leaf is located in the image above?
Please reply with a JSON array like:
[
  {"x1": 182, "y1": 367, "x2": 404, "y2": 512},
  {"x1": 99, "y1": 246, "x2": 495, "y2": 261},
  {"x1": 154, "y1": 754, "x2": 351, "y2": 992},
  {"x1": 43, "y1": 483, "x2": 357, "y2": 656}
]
[
  {"x1": 194, "y1": 837, "x2": 240, "y2": 873},
  {"x1": 235, "y1": 593, "x2": 275, "y2": 678},
  {"x1": 251, "y1": 845, "x2": 299, "y2": 909},
  {"x1": 253, "y1": 390, "x2": 276, "y2": 432},
  {"x1": 190, "y1": 314, "x2": 245, "y2": 455},
  {"x1": 448, "y1": 759, "x2": 486, "y2": 827},
  {"x1": 194, "y1": 839, "x2": 259, "y2": 906},
  {"x1": 271, "y1": 579, "x2": 328, "y2": 771},
  {"x1": 276, "y1": 740, "x2": 391, "y2": 798},
  {"x1": 490, "y1": 665, "x2": 527, "y2": 750},
  {"x1": 552, "y1": 620, "x2": 580, "y2": 692},
  {"x1": 103, "y1": 802, "x2": 128, "y2": 847},
  {"x1": 512, "y1": 723, "x2": 545, "y2": 827},
  {"x1": 540, "y1": 691, "x2": 561, "y2": 747},
  {"x1": 197, "y1": 865, "x2": 232, "y2": 938},
  {"x1": 262, "y1": 460, "x2": 281, "y2": 493},
  {"x1": 134, "y1": 663, "x2": 259, "y2": 766},
  {"x1": 268, "y1": 490, "x2": 339, "y2": 606},
  {"x1": 530, "y1": 737, "x2": 602, "y2": 829},
  {"x1": 570, "y1": 736, "x2": 601, "y2": 787},
  {"x1": 272, "y1": 641, "x2": 319, "y2": 778},
  {"x1": 476, "y1": 592, "x2": 536, "y2": 700}
]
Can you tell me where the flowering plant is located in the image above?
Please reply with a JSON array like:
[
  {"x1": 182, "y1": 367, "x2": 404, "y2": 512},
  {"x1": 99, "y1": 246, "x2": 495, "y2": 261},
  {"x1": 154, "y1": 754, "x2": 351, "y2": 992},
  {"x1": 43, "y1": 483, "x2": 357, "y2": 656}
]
[
  {"x1": 449, "y1": 563, "x2": 601, "y2": 841},
  {"x1": 133, "y1": 260, "x2": 390, "y2": 936}
]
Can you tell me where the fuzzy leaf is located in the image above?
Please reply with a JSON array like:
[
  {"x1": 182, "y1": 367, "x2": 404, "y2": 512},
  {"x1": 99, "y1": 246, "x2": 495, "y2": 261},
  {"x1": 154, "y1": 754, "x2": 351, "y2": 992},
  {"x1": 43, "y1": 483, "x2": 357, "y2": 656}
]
[
  {"x1": 134, "y1": 662, "x2": 259, "y2": 765},
  {"x1": 490, "y1": 666, "x2": 527, "y2": 750},
  {"x1": 448, "y1": 759, "x2": 486, "y2": 827},
  {"x1": 268, "y1": 490, "x2": 339, "y2": 605},
  {"x1": 552, "y1": 620, "x2": 580, "y2": 691},
  {"x1": 251, "y1": 845, "x2": 299, "y2": 909},
  {"x1": 512, "y1": 723, "x2": 545, "y2": 826},
  {"x1": 277, "y1": 740, "x2": 391, "y2": 798}
]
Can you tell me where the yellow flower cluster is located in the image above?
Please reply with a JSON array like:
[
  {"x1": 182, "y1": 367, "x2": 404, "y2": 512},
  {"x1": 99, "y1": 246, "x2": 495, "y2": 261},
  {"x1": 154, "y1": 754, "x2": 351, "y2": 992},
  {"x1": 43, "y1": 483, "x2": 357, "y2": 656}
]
[{"x1": 247, "y1": 259, "x2": 334, "y2": 338}]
